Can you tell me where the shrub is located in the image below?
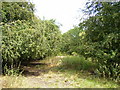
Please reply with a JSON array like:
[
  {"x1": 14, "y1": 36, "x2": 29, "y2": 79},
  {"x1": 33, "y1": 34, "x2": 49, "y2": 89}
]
[{"x1": 1, "y1": 19, "x2": 62, "y2": 73}]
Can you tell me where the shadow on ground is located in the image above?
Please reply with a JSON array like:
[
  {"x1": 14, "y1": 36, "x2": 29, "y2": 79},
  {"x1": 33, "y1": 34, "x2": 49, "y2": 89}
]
[{"x1": 20, "y1": 60, "x2": 57, "y2": 76}]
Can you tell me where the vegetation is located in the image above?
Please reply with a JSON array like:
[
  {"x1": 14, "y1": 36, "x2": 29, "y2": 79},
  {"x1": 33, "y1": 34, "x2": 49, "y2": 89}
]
[
  {"x1": 81, "y1": 1, "x2": 120, "y2": 82},
  {"x1": 1, "y1": 2, "x2": 62, "y2": 73},
  {"x1": 2, "y1": 1, "x2": 35, "y2": 23},
  {"x1": 2, "y1": 57, "x2": 119, "y2": 88},
  {"x1": 60, "y1": 56, "x2": 97, "y2": 72},
  {"x1": 61, "y1": 27, "x2": 81, "y2": 54},
  {"x1": 1, "y1": 0, "x2": 120, "y2": 88},
  {"x1": 62, "y1": 1, "x2": 120, "y2": 82}
]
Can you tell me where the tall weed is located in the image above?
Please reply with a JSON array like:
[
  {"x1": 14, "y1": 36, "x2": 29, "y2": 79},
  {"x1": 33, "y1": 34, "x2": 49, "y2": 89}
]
[{"x1": 61, "y1": 56, "x2": 97, "y2": 72}]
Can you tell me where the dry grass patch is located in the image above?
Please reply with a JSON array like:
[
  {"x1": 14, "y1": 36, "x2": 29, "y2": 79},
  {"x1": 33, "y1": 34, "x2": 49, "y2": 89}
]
[{"x1": 2, "y1": 75, "x2": 26, "y2": 88}]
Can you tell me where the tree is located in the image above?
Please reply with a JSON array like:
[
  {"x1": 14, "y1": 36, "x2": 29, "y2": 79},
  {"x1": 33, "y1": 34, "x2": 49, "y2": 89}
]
[
  {"x1": 2, "y1": 1, "x2": 35, "y2": 23},
  {"x1": 1, "y1": 1, "x2": 62, "y2": 74},
  {"x1": 79, "y1": 1, "x2": 120, "y2": 81},
  {"x1": 61, "y1": 27, "x2": 81, "y2": 55}
]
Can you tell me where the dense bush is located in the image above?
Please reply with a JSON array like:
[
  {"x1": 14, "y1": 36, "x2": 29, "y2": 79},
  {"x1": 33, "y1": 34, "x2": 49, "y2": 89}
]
[
  {"x1": 1, "y1": 1, "x2": 62, "y2": 74},
  {"x1": 79, "y1": 2, "x2": 120, "y2": 82},
  {"x1": 1, "y1": 19, "x2": 62, "y2": 69},
  {"x1": 61, "y1": 27, "x2": 81, "y2": 54},
  {"x1": 2, "y1": 2, "x2": 35, "y2": 23}
]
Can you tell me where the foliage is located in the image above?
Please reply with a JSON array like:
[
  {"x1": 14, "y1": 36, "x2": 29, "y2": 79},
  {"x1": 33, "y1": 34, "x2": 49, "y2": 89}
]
[
  {"x1": 61, "y1": 27, "x2": 81, "y2": 54},
  {"x1": 1, "y1": 1, "x2": 62, "y2": 74},
  {"x1": 1, "y1": 19, "x2": 61, "y2": 70},
  {"x1": 61, "y1": 56, "x2": 97, "y2": 72},
  {"x1": 2, "y1": 1, "x2": 35, "y2": 23},
  {"x1": 61, "y1": 1, "x2": 120, "y2": 82},
  {"x1": 79, "y1": 1, "x2": 120, "y2": 82},
  {"x1": 40, "y1": 20, "x2": 62, "y2": 56},
  {"x1": 3, "y1": 63, "x2": 22, "y2": 76}
]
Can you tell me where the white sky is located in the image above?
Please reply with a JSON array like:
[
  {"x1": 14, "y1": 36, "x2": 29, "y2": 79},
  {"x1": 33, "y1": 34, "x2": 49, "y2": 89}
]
[{"x1": 31, "y1": 0, "x2": 87, "y2": 33}]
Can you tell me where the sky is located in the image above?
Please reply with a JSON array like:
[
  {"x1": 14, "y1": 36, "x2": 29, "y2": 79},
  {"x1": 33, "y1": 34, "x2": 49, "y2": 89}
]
[{"x1": 31, "y1": 0, "x2": 87, "y2": 33}]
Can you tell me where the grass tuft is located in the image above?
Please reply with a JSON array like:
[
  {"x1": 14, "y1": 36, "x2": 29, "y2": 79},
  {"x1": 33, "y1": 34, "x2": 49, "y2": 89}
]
[{"x1": 61, "y1": 56, "x2": 97, "y2": 72}]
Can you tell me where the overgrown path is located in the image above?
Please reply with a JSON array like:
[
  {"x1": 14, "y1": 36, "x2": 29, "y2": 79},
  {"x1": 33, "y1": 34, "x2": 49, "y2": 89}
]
[
  {"x1": 2, "y1": 56, "x2": 119, "y2": 88},
  {"x1": 21, "y1": 56, "x2": 72, "y2": 88}
]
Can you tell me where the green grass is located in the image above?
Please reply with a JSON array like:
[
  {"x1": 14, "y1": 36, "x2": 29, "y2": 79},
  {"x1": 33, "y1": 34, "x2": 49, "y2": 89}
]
[
  {"x1": 55, "y1": 70, "x2": 119, "y2": 88},
  {"x1": 60, "y1": 56, "x2": 97, "y2": 72}
]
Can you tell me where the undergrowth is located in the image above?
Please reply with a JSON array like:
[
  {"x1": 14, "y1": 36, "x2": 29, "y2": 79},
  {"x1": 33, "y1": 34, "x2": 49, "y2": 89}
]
[
  {"x1": 60, "y1": 56, "x2": 97, "y2": 72},
  {"x1": 2, "y1": 56, "x2": 119, "y2": 88}
]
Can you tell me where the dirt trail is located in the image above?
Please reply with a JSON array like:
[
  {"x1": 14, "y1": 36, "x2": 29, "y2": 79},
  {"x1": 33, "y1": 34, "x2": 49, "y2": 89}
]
[
  {"x1": 2, "y1": 56, "x2": 70, "y2": 88},
  {"x1": 18, "y1": 56, "x2": 73, "y2": 88},
  {"x1": 2, "y1": 56, "x2": 119, "y2": 88},
  {"x1": 23, "y1": 72, "x2": 73, "y2": 88},
  {"x1": 21, "y1": 56, "x2": 64, "y2": 76},
  {"x1": 0, "y1": 76, "x2": 3, "y2": 89}
]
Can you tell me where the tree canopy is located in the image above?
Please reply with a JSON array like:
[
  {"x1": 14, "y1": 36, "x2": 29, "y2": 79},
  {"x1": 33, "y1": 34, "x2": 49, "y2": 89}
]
[{"x1": 2, "y1": 2, "x2": 35, "y2": 23}]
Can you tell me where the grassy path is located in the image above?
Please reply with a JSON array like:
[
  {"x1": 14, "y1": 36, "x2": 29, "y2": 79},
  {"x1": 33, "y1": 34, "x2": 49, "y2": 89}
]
[{"x1": 2, "y1": 56, "x2": 119, "y2": 88}]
